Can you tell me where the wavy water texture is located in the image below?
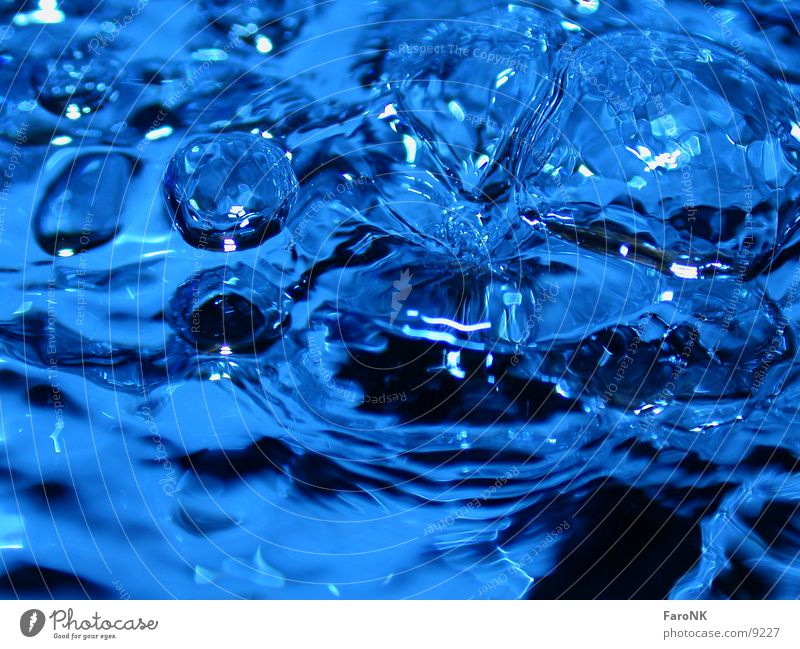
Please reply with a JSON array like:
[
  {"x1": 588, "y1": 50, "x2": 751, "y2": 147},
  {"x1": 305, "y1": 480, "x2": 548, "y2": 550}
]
[{"x1": 0, "y1": 0, "x2": 799, "y2": 600}]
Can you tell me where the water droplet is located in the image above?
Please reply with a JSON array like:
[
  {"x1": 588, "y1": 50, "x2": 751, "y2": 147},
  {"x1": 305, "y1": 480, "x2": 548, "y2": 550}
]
[
  {"x1": 32, "y1": 47, "x2": 119, "y2": 118},
  {"x1": 200, "y1": 0, "x2": 316, "y2": 49},
  {"x1": 35, "y1": 153, "x2": 134, "y2": 256},
  {"x1": 164, "y1": 132, "x2": 298, "y2": 251}
]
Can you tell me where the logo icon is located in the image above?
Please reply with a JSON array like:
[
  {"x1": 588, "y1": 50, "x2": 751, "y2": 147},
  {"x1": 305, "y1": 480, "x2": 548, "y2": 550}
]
[
  {"x1": 390, "y1": 269, "x2": 413, "y2": 325},
  {"x1": 20, "y1": 609, "x2": 45, "y2": 637}
]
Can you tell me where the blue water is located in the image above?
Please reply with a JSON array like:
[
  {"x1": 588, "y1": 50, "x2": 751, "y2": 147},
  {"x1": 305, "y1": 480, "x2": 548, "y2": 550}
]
[{"x1": 0, "y1": 0, "x2": 799, "y2": 599}]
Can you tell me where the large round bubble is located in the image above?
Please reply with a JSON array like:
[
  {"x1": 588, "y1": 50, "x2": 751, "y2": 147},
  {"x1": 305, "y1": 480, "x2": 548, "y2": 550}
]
[
  {"x1": 387, "y1": 5, "x2": 564, "y2": 201},
  {"x1": 515, "y1": 30, "x2": 800, "y2": 277},
  {"x1": 164, "y1": 132, "x2": 298, "y2": 251}
]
